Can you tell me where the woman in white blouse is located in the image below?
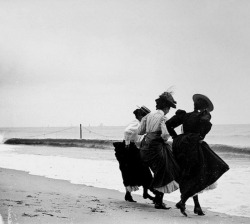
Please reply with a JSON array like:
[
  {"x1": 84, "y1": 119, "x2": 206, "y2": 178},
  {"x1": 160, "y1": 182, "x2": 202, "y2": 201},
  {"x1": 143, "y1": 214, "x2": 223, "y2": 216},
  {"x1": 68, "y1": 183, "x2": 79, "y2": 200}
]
[
  {"x1": 114, "y1": 106, "x2": 156, "y2": 203},
  {"x1": 138, "y1": 92, "x2": 180, "y2": 209}
]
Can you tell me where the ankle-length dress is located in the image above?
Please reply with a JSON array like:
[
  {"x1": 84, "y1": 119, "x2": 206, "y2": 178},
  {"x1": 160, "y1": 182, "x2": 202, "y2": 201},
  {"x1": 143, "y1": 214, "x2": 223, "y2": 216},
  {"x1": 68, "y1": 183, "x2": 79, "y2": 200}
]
[
  {"x1": 138, "y1": 110, "x2": 180, "y2": 193},
  {"x1": 166, "y1": 110, "x2": 229, "y2": 199},
  {"x1": 113, "y1": 119, "x2": 153, "y2": 192}
]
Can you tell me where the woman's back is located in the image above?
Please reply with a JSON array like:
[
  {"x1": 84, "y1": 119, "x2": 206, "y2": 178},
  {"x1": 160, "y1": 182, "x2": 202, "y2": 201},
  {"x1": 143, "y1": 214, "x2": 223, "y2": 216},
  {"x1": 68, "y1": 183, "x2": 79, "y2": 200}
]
[{"x1": 167, "y1": 109, "x2": 212, "y2": 139}]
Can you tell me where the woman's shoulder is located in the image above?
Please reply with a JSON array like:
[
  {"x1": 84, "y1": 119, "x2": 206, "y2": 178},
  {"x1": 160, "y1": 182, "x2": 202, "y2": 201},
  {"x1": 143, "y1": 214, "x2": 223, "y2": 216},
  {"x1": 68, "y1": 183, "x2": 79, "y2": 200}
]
[
  {"x1": 124, "y1": 119, "x2": 139, "y2": 132},
  {"x1": 175, "y1": 109, "x2": 187, "y2": 116},
  {"x1": 127, "y1": 119, "x2": 139, "y2": 126},
  {"x1": 187, "y1": 110, "x2": 212, "y2": 122},
  {"x1": 200, "y1": 110, "x2": 212, "y2": 121}
]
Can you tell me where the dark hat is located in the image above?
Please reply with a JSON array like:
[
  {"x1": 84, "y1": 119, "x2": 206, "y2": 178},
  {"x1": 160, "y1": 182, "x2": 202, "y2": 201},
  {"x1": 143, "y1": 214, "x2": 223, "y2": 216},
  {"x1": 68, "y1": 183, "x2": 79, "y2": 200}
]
[
  {"x1": 158, "y1": 92, "x2": 177, "y2": 108},
  {"x1": 193, "y1": 94, "x2": 214, "y2": 112},
  {"x1": 136, "y1": 105, "x2": 151, "y2": 114},
  {"x1": 140, "y1": 105, "x2": 151, "y2": 114},
  {"x1": 134, "y1": 105, "x2": 151, "y2": 118}
]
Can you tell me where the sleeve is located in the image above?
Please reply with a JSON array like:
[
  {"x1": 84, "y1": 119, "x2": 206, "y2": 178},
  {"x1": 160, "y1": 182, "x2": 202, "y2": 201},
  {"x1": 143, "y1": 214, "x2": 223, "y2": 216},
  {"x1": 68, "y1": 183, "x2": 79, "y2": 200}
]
[
  {"x1": 166, "y1": 109, "x2": 186, "y2": 138},
  {"x1": 161, "y1": 116, "x2": 170, "y2": 141},
  {"x1": 199, "y1": 111, "x2": 212, "y2": 139},
  {"x1": 124, "y1": 120, "x2": 139, "y2": 145},
  {"x1": 137, "y1": 115, "x2": 147, "y2": 135}
]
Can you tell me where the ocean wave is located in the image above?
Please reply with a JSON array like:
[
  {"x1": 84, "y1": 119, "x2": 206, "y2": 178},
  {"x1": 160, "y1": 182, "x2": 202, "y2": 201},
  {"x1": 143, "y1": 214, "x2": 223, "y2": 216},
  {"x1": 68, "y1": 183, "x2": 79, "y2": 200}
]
[
  {"x1": 209, "y1": 134, "x2": 250, "y2": 138},
  {"x1": 4, "y1": 138, "x2": 117, "y2": 149},
  {"x1": 4, "y1": 138, "x2": 250, "y2": 155},
  {"x1": 210, "y1": 144, "x2": 250, "y2": 155}
]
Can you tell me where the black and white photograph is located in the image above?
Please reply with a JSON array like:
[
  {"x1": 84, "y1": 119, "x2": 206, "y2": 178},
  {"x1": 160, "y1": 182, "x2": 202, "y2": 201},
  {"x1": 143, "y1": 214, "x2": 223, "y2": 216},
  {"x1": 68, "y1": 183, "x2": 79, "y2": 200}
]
[{"x1": 0, "y1": 0, "x2": 250, "y2": 223}]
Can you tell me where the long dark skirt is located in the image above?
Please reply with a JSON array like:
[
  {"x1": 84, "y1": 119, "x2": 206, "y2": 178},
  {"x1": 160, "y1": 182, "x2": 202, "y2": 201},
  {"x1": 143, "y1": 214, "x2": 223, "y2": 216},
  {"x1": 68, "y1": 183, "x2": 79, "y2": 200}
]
[
  {"x1": 113, "y1": 141, "x2": 153, "y2": 188},
  {"x1": 172, "y1": 133, "x2": 230, "y2": 199},
  {"x1": 140, "y1": 134, "x2": 180, "y2": 189}
]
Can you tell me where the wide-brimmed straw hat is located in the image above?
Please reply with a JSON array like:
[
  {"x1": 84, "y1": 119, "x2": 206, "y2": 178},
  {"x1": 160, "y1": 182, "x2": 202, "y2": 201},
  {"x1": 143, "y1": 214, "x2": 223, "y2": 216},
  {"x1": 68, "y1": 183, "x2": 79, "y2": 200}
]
[{"x1": 193, "y1": 94, "x2": 214, "y2": 112}]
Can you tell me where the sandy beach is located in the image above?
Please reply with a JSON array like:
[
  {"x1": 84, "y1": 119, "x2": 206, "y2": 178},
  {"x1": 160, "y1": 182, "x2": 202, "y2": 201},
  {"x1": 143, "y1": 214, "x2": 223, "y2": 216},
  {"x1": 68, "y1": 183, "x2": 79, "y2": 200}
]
[{"x1": 0, "y1": 168, "x2": 249, "y2": 224}]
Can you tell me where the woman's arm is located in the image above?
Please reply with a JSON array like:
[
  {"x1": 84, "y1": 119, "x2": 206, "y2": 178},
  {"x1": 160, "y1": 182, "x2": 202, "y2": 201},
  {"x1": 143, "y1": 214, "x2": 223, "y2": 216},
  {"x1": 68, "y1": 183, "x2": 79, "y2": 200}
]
[
  {"x1": 161, "y1": 116, "x2": 170, "y2": 141},
  {"x1": 199, "y1": 111, "x2": 212, "y2": 139},
  {"x1": 124, "y1": 120, "x2": 139, "y2": 146},
  {"x1": 166, "y1": 110, "x2": 186, "y2": 138},
  {"x1": 137, "y1": 116, "x2": 147, "y2": 135}
]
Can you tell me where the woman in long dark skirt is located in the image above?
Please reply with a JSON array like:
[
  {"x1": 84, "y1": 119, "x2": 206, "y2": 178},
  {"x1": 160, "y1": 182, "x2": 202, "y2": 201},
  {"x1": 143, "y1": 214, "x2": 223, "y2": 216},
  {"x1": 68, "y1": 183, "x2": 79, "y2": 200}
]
[
  {"x1": 113, "y1": 106, "x2": 156, "y2": 203},
  {"x1": 138, "y1": 91, "x2": 180, "y2": 209},
  {"x1": 166, "y1": 94, "x2": 229, "y2": 216}
]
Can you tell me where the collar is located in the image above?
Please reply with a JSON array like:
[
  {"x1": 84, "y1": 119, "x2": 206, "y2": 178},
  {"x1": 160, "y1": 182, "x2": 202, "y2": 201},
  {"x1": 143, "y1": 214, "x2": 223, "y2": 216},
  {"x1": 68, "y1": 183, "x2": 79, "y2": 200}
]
[{"x1": 157, "y1": 110, "x2": 164, "y2": 116}]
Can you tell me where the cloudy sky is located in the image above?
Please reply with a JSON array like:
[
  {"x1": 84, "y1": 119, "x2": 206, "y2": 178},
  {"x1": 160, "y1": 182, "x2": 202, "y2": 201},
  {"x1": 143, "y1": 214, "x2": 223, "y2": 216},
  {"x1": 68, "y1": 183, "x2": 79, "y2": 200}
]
[{"x1": 0, "y1": 0, "x2": 249, "y2": 127}]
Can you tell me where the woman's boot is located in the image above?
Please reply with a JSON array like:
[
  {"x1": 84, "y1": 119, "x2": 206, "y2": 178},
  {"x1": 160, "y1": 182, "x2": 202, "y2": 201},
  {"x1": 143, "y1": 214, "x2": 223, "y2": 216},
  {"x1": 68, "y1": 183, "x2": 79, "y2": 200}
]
[
  {"x1": 193, "y1": 195, "x2": 205, "y2": 216},
  {"x1": 125, "y1": 191, "x2": 136, "y2": 202},
  {"x1": 142, "y1": 187, "x2": 155, "y2": 202},
  {"x1": 154, "y1": 192, "x2": 170, "y2": 209},
  {"x1": 176, "y1": 195, "x2": 188, "y2": 216}
]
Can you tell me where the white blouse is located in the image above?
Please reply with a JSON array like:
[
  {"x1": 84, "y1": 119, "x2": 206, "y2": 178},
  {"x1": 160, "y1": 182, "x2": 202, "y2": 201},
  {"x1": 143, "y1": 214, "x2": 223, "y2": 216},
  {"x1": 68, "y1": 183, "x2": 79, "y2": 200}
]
[
  {"x1": 138, "y1": 110, "x2": 170, "y2": 142},
  {"x1": 124, "y1": 119, "x2": 141, "y2": 146}
]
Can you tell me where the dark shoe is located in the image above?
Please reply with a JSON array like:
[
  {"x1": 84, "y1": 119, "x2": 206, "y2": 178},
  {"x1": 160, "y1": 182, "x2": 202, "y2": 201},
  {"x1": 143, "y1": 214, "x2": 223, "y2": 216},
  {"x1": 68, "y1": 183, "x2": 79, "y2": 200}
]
[
  {"x1": 125, "y1": 192, "x2": 136, "y2": 202},
  {"x1": 143, "y1": 193, "x2": 155, "y2": 202},
  {"x1": 155, "y1": 203, "x2": 171, "y2": 210},
  {"x1": 194, "y1": 206, "x2": 205, "y2": 216},
  {"x1": 176, "y1": 201, "x2": 188, "y2": 217}
]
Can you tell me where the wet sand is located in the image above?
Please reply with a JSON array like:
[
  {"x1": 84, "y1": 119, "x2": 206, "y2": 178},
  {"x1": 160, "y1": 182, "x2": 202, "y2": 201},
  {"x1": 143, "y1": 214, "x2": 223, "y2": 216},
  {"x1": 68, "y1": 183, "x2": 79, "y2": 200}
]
[{"x1": 0, "y1": 168, "x2": 249, "y2": 224}]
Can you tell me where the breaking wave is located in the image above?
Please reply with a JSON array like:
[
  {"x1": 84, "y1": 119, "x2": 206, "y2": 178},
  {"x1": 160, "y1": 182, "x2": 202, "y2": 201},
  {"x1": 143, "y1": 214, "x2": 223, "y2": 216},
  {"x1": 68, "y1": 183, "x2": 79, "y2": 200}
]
[{"x1": 4, "y1": 138, "x2": 250, "y2": 155}]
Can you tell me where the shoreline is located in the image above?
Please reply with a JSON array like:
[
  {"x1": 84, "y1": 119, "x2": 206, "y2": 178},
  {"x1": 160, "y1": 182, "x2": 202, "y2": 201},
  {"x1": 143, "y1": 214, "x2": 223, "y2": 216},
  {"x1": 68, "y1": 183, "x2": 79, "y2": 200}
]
[{"x1": 0, "y1": 168, "x2": 249, "y2": 223}]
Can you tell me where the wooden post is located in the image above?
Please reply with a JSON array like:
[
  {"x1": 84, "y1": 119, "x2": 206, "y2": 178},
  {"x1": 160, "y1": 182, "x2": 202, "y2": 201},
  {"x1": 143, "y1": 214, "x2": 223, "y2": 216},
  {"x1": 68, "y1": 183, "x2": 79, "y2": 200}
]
[{"x1": 80, "y1": 124, "x2": 82, "y2": 139}]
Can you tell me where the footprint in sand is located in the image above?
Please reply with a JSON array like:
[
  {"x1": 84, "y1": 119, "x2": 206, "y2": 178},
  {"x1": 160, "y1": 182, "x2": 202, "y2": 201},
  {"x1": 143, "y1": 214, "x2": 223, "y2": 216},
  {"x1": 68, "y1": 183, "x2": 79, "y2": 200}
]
[
  {"x1": 42, "y1": 213, "x2": 54, "y2": 216},
  {"x1": 89, "y1": 207, "x2": 105, "y2": 213},
  {"x1": 22, "y1": 213, "x2": 39, "y2": 217},
  {"x1": 7, "y1": 200, "x2": 24, "y2": 205},
  {"x1": 57, "y1": 216, "x2": 68, "y2": 219}
]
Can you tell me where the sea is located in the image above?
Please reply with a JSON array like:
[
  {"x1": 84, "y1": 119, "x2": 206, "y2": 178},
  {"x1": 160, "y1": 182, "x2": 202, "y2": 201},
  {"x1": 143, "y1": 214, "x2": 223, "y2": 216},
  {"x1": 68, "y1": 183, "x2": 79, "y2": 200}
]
[{"x1": 0, "y1": 124, "x2": 250, "y2": 218}]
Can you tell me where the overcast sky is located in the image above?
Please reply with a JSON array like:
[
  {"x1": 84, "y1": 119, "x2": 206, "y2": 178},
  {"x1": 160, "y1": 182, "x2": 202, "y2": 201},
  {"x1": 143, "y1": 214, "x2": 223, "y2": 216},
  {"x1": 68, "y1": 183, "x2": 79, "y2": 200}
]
[{"x1": 0, "y1": 0, "x2": 249, "y2": 127}]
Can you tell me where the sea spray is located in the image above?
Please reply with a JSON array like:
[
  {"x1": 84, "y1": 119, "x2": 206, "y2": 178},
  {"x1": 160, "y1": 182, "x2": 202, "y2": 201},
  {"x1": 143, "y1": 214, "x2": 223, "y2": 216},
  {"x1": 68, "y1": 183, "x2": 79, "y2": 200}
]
[{"x1": 0, "y1": 133, "x2": 5, "y2": 144}]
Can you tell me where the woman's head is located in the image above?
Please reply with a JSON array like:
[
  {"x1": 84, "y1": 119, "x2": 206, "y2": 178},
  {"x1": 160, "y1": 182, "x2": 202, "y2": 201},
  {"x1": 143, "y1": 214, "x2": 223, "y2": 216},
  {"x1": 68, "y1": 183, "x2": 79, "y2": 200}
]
[
  {"x1": 194, "y1": 98, "x2": 209, "y2": 111},
  {"x1": 193, "y1": 94, "x2": 214, "y2": 112},
  {"x1": 155, "y1": 92, "x2": 177, "y2": 113},
  {"x1": 133, "y1": 106, "x2": 151, "y2": 121}
]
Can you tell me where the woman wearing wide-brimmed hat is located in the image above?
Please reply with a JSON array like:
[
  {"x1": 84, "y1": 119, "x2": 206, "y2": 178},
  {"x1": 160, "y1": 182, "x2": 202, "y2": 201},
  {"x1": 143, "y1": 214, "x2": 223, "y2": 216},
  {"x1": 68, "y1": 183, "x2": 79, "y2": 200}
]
[
  {"x1": 166, "y1": 94, "x2": 229, "y2": 216},
  {"x1": 138, "y1": 91, "x2": 180, "y2": 209},
  {"x1": 113, "y1": 106, "x2": 156, "y2": 203}
]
